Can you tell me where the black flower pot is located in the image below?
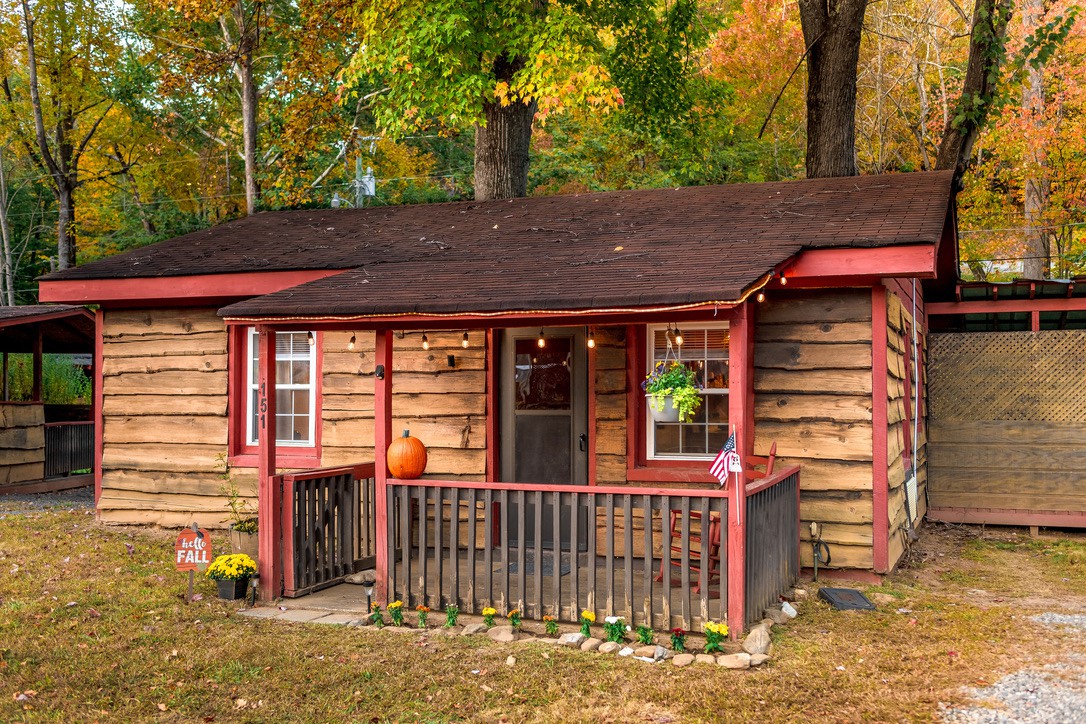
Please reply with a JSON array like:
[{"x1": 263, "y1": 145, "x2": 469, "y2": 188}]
[{"x1": 216, "y1": 578, "x2": 249, "y2": 600}]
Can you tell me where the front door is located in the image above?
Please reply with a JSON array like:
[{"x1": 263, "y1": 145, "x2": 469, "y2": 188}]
[{"x1": 500, "y1": 327, "x2": 588, "y2": 547}]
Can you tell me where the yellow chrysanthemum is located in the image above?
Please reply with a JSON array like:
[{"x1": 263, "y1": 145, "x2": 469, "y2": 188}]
[
  {"x1": 581, "y1": 610, "x2": 596, "y2": 623},
  {"x1": 388, "y1": 600, "x2": 404, "y2": 610},
  {"x1": 482, "y1": 606, "x2": 497, "y2": 616}
]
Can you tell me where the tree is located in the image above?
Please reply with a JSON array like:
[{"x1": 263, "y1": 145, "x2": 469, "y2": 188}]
[
  {"x1": 0, "y1": 145, "x2": 15, "y2": 304},
  {"x1": 797, "y1": 0, "x2": 868, "y2": 178},
  {"x1": 1, "y1": 0, "x2": 122, "y2": 269},
  {"x1": 346, "y1": 0, "x2": 705, "y2": 200}
]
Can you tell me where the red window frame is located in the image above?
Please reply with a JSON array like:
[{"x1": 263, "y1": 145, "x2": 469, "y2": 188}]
[{"x1": 227, "y1": 325, "x2": 323, "y2": 468}]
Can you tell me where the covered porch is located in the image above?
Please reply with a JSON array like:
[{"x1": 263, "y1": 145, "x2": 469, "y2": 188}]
[{"x1": 233, "y1": 299, "x2": 801, "y2": 636}]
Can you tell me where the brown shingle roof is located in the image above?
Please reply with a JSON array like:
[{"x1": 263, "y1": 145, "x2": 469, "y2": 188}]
[
  {"x1": 44, "y1": 171, "x2": 953, "y2": 283},
  {"x1": 214, "y1": 171, "x2": 954, "y2": 319}
]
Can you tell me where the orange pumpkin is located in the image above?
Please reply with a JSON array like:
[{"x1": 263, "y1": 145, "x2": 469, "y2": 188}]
[{"x1": 387, "y1": 429, "x2": 427, "y2": 479}]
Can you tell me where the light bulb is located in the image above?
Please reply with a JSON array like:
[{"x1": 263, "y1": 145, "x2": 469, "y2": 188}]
[
  {"x1": 422, "y1": 334, "x2": 430, "y2": 351},
  {"x1": 757, "y1": 292, "x2": 766, "y2": 303},
  {"x1": 587, "y1": 331, "x2": 596, "y2": 349},
  {"x1": 537, "y1": 329, "x2": 545, "y2": 348},
  {"x1": 462, "y1": 332, "x2": 469, "y2": 349},
  {"x1": 348, "y1": 334, "x2": 356, "y2": 351},
  {"x1": 307, "y1": 331, "x2": 315, "y2": 347},
  {"x1": 779, "y1": 273, "x2": 788, "y2": 286},
  {"x1": 674, "y1": 327, "x2": 683, "y2": 346}
]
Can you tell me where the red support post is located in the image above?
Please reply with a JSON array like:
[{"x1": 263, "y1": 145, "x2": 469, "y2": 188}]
[
  {"x1": 256, "y1": 326, "x2": 280, "y2": 600},
  {"x1": 374, "y1": 329, "x2": 394, "y2": 601},
  {"x1": 871, "y1": 287, "x2": 890, "y2": 573},
  {"x1": 485, "y1": 329, "x2": 498, "y2": 482},
  {"x1": 726, "y1": 301, "x2": 755, "y2": 637},
  {"x1": 93, "y1": 309, "x2": 104, "y2": 508}
]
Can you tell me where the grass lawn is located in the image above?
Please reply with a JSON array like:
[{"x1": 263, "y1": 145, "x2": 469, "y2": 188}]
[{"x1": 2, "y1": 502, "x2": 1085, "y2": 723}]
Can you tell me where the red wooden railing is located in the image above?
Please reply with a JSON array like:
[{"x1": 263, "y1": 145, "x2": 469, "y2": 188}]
[
  {"x1": 276, "y1": 463, "x2": 377, "y2": 597},
  {"x1": 43, "y1": 421, "x2": 94, "y2": 479},
  {"x1": 744, "y1": 465, "x2": 801, "y2": 627}
]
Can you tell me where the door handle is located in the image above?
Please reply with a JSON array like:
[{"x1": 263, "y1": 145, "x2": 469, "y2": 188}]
[{"x1": 579, "y1": 433, "x2": 588, "y2": 452}]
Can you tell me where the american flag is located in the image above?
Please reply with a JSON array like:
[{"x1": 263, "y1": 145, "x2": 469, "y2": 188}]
[{"x1": 709, "y1": 431, "x2": 742, "y2": 486}]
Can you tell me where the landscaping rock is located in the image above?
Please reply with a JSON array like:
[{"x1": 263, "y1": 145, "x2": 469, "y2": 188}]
[
  {"x1": 343, "y1": 572, "x2": 375, "y2": 585},
  {"x1": 634, "y1": 645, "x2": 658, "y2": 659},
  {"x1": 487, "y1": 625, "x2": 518, "y2": 643},
  {"x1": 695, "y1": 654, "x2": 717, "y2": 665},
  {"x1": 764, "y1": 607, "x2": 790, "y2": 625},
  {"x1": 742, "y1": 627, "x2": 772, "y2": 655},
  {"x1": 558, "y1": 632, "x2": 587, "y2": 648},
  {"x1": 718, "y1": 653, "x2": 752, "y2": 670},
  {"x1": 791, "y1": 588, "x2": 809, "y2": 600},
  {"x1": 598, "y1": 642, "x2": 622, "y2": 654},
  {"x1": 780, "y1": 601, "x2": 798, "y2": 618},
  {"x1": 618, "y1": 646, "x2": 635, "y2": 657},
  {"x1": 505, "y1": 656, "x2": 516, "y2": 667},
  {"x1": 750, "y1": 653, "x2": 771, "y2": 666},
  {"x1": 672, "y1": 653, "x2": 695, "y2": 667},
  {"x1": 580, "y1": 638, "x2": 602, "y2": 652},
  {"x1": 461, "y1": 623, "x2": 488, "y2": 635}
]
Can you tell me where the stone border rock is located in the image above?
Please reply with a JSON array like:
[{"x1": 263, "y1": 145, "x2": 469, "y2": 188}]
[{"x1": 237, "y1": 588, "x2": 807, "y2": 670}]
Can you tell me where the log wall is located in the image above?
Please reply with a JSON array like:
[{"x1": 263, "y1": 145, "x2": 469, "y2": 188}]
[
  {"x1": 593, "y1": 326, "x2": 627, "y2": 484},
  {"x1": 98, "y1": 310, "x2": 489, "y2": 526},
  {"x1": 885, "y1": 287, "x2": 927, "y2": 569},
  {"x1": 753, "y1": 290, "x2": 875, "y2": 570},
  {"x1": 0, "y1": 402, "x2": 45, "y2": 488}
]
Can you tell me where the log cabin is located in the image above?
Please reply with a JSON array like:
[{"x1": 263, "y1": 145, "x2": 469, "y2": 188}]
[{"x1": 38, "y1": 171, "x2": 957, "y2": 633}]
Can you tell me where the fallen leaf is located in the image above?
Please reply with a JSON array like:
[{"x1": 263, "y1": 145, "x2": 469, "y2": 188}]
[
  {"x1": 235, "y1": 699, "x2": 248, "y2": 709},
  {"x1": 157, "y1": 703, "x2": 167, "y2": 711}
]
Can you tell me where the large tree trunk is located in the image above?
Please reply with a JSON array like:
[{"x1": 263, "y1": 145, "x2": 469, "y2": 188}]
[
  {"x1": 56, "y1": 183, "x2": 76, "y2": 269},
  {"x1": 239, "y1": 49, "x2": 259, "y2": 216},
  {"x1": 474, "y1": 53, "x2": 536, "y2": 200},
  {"x1": 798, "y1": 0, "x2": 868, "y2": 178},
  {"x1": 0, "y1": 145, "x2": 15, "y2": 305},
  {"x1": 935, "y1": 0, "x2": 1014, "y2": 181},
  {"x1": 1020, "y1": 0, "x2": 1048, "y2": 280}
]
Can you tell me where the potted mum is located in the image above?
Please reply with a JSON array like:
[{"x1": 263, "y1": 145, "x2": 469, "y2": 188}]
[
  {"x1": 643, "y1": 361, "x2": 702, "y2": 423},
  {"x1": 206, "y1": 553, "x2": 257, "y2": 600}
]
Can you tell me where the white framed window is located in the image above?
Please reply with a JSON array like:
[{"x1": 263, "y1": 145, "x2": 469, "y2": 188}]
[
  {"x1": 646, "y1": 323, "x2": 730, "y2": 459},
  {"x1": 246, "y1": 328, "x2": 316, "y2": 446}
]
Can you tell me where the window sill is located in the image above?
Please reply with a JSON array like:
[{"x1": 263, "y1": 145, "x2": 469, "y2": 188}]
[{"x1": 229, "y1": 451, "x2": 322, "y2": 469}]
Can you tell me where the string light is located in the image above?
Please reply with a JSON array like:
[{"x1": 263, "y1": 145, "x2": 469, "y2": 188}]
[
  {"x1": 587, "y1": 330, "x2": 596, "y2": 349},
  {"x1": 462, "y1": 332, "x2": 469, "y2": 349},
  {"x1": 757, "y1": 292, "x2": 766, "y2": 303},
  {"x1": 422, "y1": 334, "x2": 430, "y2": 351},
  {"x1": 537, "y1": 329, "x2": 546, "y2": 349},
  {"x1": 673, "y1": 326, "x2": 684, "y2": 346},
  {"x1": 779, "y1": 272, "x2": 788, "y2": 286},
  {"x1": 307, "y1": 331, "x2": 315, "y2": 347},
  {"x1": 348, "y1": 333, "x2": 356, "y2": 351}
]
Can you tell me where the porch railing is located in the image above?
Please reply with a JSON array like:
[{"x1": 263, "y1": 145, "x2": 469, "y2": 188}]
[
  {"x1": 43, "y1": 421, "x2": 93, "y2": 479},
  {"x1": 277, "y1": 463, "x2": 377, "y2": 597},
  {"x1": 385, "y1": 480, "x2": 731, "y2": 631},
  {"x1": 744, "y1": 466, "x2": 801, "y2": 627}
]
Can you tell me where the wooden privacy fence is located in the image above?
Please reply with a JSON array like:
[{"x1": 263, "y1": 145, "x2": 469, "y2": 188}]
[
  {"x1": 277, "y1": 463, "x2": 377, "y2": 597},
  {"x1": 43, "y1": 421, "x2": 93, "y2": 479},
  {"x1": 744, "y1": 467, "x2": 800, "y2": 625},
  {"x1": 381, "y1": 472, "x2": 800, "y2": 633}
]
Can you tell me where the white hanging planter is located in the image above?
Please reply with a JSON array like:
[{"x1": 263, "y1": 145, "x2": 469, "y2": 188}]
[{"x1": 647, "y1": 394, "x2": 681, "y2": 423}]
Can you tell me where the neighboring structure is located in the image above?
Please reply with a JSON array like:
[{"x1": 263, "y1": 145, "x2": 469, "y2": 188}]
[
  {"x1": 925, "y1": 279, "x2": 1086, "y2": 529},
  {"x1": 38, "y1": 171, "x2": 956, "y2": 625},
  {"x1": 0, "y1": 305, "x2": 95, "y2": 494}
]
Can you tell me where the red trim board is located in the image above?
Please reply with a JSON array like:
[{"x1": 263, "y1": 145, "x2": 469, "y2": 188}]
[
  {"x1": 928, "y1": 298, "x2": 1086, "y2": 315},
  {"x1": 373, "y1": 329, "x2": 394, "y2": 601},
  {"x1": 871, "y1": 286, "x2": 890, "y2": 573},
  {"x1": 93, "y1": 308, "x2": 104, "y2": 509},
  {"x1": 786, "y1": 245, "x2": 936, "y2": 282},
  {"x1": 256, "y1": 327, "x2": 280, "y2": 600}
]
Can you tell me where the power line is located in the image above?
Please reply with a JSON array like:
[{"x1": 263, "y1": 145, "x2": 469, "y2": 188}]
[{"x1": 960, "y1": 220, "x2": 1086, "y2": 234}]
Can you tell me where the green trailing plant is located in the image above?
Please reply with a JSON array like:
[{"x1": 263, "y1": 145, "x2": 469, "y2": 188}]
[
  {"x1": 642, "y1": 361, "x2": 702, "y2": 422},
  {"x1": 444, "y1": 605, "x2": 459, "y2": 628},
  {"x1": 670, "y1": 628, "x2": 687, "y2": 653},
  {"x1": 636, "y1": 625, "x2": 654, "y2": 645}
]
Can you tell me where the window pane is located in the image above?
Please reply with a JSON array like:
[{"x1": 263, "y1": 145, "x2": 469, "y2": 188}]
[
  {"x1": 705, "y1": 360, "x2": 728, "y2": 389},
  {"x1": 293, "y1": 389, "x2": 309, "y2": 413},
  {"x1": 276, "y1": 389, "x2": 292, "y2": 414},
  {"x1": 250, "y1": 389, "x2": 259, "y2": 442},
  {"x1": 291, "y1": 360, "x2": 311, "y2": 385},
  {"x1": 291, "y1": 414, "x2": 310, "y2": 441},
  {"x1": 514, "y1": 337, "x2": 571, "y2": 410},
  {"x1": 276, "y1": 415, "x2": 291, "y2": 441},
  {"x1": 276, "y1": 360, "x2": 291, "y2": 384},
  {"x1": 654, "y1": 423, "x2": 681, "y2": 454},
  {"x1": 681, "y1": 424, "x2": 707, "y2": 455}
]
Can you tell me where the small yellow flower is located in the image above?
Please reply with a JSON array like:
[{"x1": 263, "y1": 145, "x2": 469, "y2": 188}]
[
  {"x1": 581, "y1": 610, "x2": 596, "y2": 623},
  {"x1": 507, "y1": 609, "x2": 520, "y2": 619},
  {"x1": 388, "y1": 600, "x2": 404, "y2": 610},
  {"x1": 482, "y1": 606, "x2": 497, "y2": 616}
]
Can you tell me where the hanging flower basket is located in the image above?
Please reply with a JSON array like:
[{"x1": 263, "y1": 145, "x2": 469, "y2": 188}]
[{"x1": 647, "y1": 395, "x2": 681, "y2": 423}]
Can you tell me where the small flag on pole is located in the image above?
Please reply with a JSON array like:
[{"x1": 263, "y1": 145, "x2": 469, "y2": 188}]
[{"x1": 709, "y1": 431, "x2": 742, "y2": 486}]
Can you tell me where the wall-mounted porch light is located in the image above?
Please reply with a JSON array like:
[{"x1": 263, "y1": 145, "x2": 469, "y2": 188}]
[{"x1": 462, "y1": 332, "x2": 469, "y2": 349}]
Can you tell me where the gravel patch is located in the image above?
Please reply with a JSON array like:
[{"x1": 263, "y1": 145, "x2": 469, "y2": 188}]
[
  {"x1": 942, "y1": 625, "x2": 1086, "y2": 723},
  {"x1": 0, "y1": 485, "x2": 94, "y2": 515}
]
